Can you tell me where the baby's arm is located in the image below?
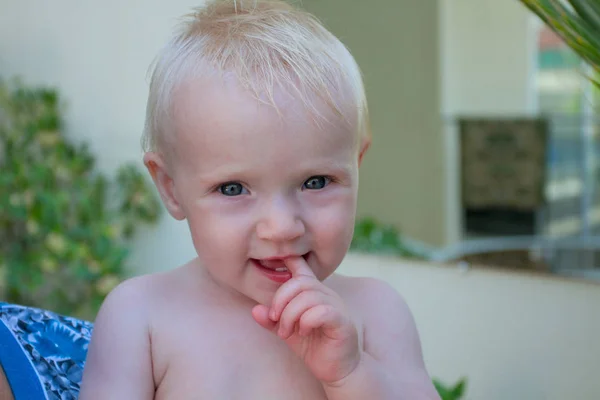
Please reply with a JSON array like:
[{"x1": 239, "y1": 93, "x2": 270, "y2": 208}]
[
  {"x1": 324, "y1": 278, "x2": 440, "y2": 400},
  {"x1": 79, "y1": 278, "x2": 155, "y2": 399}
]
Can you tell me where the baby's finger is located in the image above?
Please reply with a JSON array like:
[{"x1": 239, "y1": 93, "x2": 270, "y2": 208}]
[
  {"x1": 284, "y1": 256, "x2": 317, "y2": 279},
  {"x1": 269, "y1": 275, "x2": 326, "y2": 321},
  {"x1": 298, "y1": 304, "x2": 345, "y2": 337},
  {"x1": 277, "y1": 290, "x2": 327, "y2": 339},
  {"x1": 251, "y1": 304, "x2": 278, "y2": 333}
]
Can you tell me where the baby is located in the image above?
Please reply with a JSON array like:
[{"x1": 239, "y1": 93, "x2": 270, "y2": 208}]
[{"x1": 79, "y1": 1, "x2": 439, "y2": 399}]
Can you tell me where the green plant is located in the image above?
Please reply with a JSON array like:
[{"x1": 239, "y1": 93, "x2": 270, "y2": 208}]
[
  {"x1": 433, "y1": 378, "x2": 467, "y2": 400},
  {"x1": 0, "y1": 78, "x2": 161, "y2": 319},
  {"x1": 520, "y1": 0, "x2": 600, "y2": 85},
  {"x1": 350, "y1": 217, "x2": 428, "y2": 259}
]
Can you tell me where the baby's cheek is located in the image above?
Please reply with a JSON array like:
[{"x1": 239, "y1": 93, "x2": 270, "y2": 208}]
[
  {"x1": 312, "y1": 205, "x2": 355, "y2": 254},
  {"x1": 188, "y1": 211, "x2": 249, "y2": 256}
]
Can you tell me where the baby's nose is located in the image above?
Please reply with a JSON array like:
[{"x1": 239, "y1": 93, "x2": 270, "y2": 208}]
[{"x1": 256, "y1": 198, "x2": 305, "y2": 242}]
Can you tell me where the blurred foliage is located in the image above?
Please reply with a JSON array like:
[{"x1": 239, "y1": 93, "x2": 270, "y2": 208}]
[
  {"x1": 0, "y1": 78, "x2": 161, "y2": 320},
  {"x1": 350, "y1": 217, "x2": 427, "y2": 259},
  {"x1": 433, "y1": 378, "x2": 467, "y2": 400},
  {"x1": 520, "y1": 0, "x2": 600, "y2": 86}
]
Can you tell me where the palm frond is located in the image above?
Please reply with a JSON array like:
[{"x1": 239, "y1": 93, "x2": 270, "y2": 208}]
[{"x1": 520, "y1": 0, "x2": 600, "y2": 86}]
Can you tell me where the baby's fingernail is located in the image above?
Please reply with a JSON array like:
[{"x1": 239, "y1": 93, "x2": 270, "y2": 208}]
[{"x1": 270, "y1": 310, "x2": 276, "y2": 321}]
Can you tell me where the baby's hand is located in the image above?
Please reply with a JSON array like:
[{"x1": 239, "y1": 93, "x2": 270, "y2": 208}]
[{"x1": 252, "y1": 257, "x2": 361, "y2": 386}]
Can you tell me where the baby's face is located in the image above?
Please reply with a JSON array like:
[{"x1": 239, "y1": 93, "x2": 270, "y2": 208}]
[{"x1": 165, "y1": 77, "x2": 362, "y2": 305}]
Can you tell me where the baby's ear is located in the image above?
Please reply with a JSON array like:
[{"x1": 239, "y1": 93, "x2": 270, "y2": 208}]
[
  {"x1": 358, "y1": 135, "x2": 371, "y2": 167},
  {"x1": 143, "y1": 152, "x2": 186, "y2": 220}
]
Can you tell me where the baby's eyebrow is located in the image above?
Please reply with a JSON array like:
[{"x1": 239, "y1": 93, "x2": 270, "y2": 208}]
[
  {"x1": 190, "y1": 160, "x2": 354, "y2": 184},
  {"x1": 307, "y1": 163, "x2": 353, "y2": 176},
  {"x1": 192, "y1": 165, "x2": 252, "y2": 183},
  {"x1": 294, "y1": 164, "x2": 354, "y2": 184}
]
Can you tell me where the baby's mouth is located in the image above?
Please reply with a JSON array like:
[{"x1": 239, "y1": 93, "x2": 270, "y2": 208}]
[
  {"x1": 257, "y1": 259, "x2": 288, "y2": 272},
  {"x1": 253, "y1": 253, "x2": 310, "y2": 272}
]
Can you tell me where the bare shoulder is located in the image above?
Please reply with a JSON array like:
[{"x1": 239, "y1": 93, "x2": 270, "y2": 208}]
[
  {"x1": 328, "y1": 273, "x2": 417, "y2": 346},
  {"x1": 102, "y1": 262, "x2": 194, "y2": 313},
  {"x1": 327, "y1": 274, "x2": 439, "y2": 398},
  {"x1": 105, "y1": 272, "x2": 163, "y2": 311},
  {"x1": 79, "y1": 267, "x2": 187, "y2": 399},
  {"x1": 327, "y1": 274, "x2": 412, "y2": 320},
  {"x1": 93, "y1": 269, "x2": 172, "y2": 325}
]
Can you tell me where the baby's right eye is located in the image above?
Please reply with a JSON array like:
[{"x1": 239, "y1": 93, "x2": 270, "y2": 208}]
[{"x1": 218, "y1": 182, "x2": 248, "y2": 196}]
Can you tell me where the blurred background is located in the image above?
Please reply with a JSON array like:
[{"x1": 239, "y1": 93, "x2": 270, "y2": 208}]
[{"x1": 1, "y1": 0, "x2": 600, "y2": 399}]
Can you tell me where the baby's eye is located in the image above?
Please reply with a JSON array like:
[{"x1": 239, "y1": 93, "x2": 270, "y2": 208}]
[
  {"x1": 218, "y1": 182, "x2": 247, "y2": 196},
  {"x1": 303, "y1": 176, "x2": 330, "y2": 190}
]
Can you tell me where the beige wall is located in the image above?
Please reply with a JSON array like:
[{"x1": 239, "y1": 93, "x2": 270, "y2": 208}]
[
  {"x1": 302, "y1": 0, "x2": 447, "y2": 246},
  {"x1": 340, "y1": 252, "x2": 600, "y2": 400}
]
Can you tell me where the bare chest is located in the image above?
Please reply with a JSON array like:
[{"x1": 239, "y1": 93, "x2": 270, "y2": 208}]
[{"x1": 152, "y1": 314, "x2": 328, "y2": 400}]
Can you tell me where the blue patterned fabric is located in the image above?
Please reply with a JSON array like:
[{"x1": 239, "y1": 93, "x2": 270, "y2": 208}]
[{"x1": 0, "y1": 303, "x2": 93, "y2": 400}]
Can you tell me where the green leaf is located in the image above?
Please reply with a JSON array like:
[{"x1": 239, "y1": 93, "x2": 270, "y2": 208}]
[
  {"x1": 520, "y1": 0, "x2": 600, "y2": 74},
  {"x1": 568, "y1": 0, "x2": 600, "y2": 30},
  {"x1": 432, "y1": 378, "x2": 467, "y2": 400},
  {"x1": 0, "y1": 78, "x2": 161, "y2": 318},
  {"x1": 451, "y1": 379, "x2": 467, "y2": 398}
]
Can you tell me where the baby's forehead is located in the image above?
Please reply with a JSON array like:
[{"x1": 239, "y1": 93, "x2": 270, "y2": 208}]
[
  {"x1": 165, "y1": 76, "x2": 358, "y2": 165},
  {"x1": 172, "y1": 72, "x2": 358, "y2": 139}
]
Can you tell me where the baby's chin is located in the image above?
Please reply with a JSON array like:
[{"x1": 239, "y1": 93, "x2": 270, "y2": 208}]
[{"x1": 249, "y1": 280, "x2": 282, "y2": 305}]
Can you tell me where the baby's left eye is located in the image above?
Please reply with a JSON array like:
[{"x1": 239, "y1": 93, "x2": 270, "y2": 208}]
[{"x1": 303, "y1": 176, "x2": 330, "y2": 190}]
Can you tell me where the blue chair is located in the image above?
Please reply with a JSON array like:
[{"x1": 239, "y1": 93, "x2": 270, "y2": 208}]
[{"x1": 0, "y1": 303, "x2": 93, "y2": 400}]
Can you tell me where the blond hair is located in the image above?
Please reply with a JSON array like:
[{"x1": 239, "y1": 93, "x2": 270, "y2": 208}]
[{"x1": 142, "y1": 0, "x2": 369, "y2": 152}]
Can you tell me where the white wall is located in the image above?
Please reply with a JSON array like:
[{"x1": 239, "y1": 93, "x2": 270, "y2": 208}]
[
  {"x1": 440, "y1": 0, "x2": 538, "y2": 116},
  {"x1": 0, "y1": 1, "x2": 202, "y2": 274},
  {"x1": 340, "y1": 252, "x2": 600, "y2": 400},
  {"x1": 439, "y1": 0, "x2": 539, "y2": 245},
  {"x1": 301, "y1": 0, "x2": 447, "y2": 246}
]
